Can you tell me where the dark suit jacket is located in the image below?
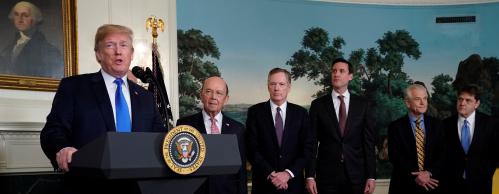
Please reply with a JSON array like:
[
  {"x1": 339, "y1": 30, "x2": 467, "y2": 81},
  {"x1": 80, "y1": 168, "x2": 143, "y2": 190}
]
[
  {"x1": 305, "y1": 93, "x2": 376, "y2": 186},
  {"x1": 246, "y1": 101, "x2": 314, "y2": 194},
  {"x1": 40, "y1": 72, "x2": 166, "y2": 193},
  {"x1": 0, "y1": 30, "x2": 63, "y2": 78},
  {"x1": 176, "y1": 112, "x2": 247, "y2": 194},
  {"x1": 40, "y1": 72, "x2": 166, "y2": 168},
  {"x1": 388, "y1": 115, "x2": 443, "y2": 194},
  {"x1": 440, "y1": 112, "x2": 499, "y2": 194}
]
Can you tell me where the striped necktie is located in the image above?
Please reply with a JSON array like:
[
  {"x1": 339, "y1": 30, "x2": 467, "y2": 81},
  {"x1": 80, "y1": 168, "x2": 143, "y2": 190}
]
[{"x1": 415, "y1": 116, "x2": 425, "y2": 171}]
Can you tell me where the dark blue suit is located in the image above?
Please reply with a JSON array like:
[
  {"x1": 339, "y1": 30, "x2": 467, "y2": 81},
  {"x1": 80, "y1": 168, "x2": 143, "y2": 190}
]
[
  {"x1": 176, "y1": 112, "x2": 247, "y2": 194},
  {"x1": 305, "y1": 94, "x2": 376, "y2": 194},
  {"x1": 246, "y1": 101, "x2": 314, "y2": 194},
  {"x1": 40, "y1": 72, "x2": 166, "y2": 193},
  {"x1": 440, "y1": 112, "x2": 499, "y2": 194},
  {"x1": 388, "y1": 115, "x2": 443, "y2": 194}
]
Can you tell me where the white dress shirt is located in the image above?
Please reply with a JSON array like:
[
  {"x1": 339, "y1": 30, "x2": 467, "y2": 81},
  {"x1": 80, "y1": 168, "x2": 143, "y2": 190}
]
[
  {"x1": 12, "y1": 32, "x2": 31, "y2": 61},
  {"x1": 101, "y1": 70, "x2": 132, "y2": 126},
  {"x1": 270, "y1": 100, "x2": 287, "y2": 129},
  {"x1": 202, "y1": 110, "x2": 223, "y2": 134},
  {"x1": 458, "y1": 111, "x2": 476, "y2": 143},
  {"x1": 268, "y1": 100, "x2": 295, "y2": 178},
  {"x1": 331, "y1": 90, "x2": 350, "y2": 120}
]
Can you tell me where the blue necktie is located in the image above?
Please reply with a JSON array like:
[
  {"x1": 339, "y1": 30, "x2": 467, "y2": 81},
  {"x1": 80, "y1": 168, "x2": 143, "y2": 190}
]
[
  {"x1": 114, "y1": 78, "x2": 131, "y2": 132},
  {"x1": 461, "y1": 120, "x2": 470, "y2": 154}
]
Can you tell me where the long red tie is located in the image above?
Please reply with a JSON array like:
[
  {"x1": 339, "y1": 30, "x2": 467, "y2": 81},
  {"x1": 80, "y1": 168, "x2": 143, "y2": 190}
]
[
  {"x1": 275, "y1": 107, "x2": 284, "y2": 146},
  {"x1": 338, "y1": 95, "x2": 347, "y2": 137}
]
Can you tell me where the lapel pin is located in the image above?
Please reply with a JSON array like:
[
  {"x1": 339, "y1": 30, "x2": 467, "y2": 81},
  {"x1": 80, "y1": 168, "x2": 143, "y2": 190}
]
[
  {"x1": 134, "y1": 91, "x2": 138, "y2": 95},
  {"x1": 226, "y1": 123, "x2": 230, "y2": 127}
]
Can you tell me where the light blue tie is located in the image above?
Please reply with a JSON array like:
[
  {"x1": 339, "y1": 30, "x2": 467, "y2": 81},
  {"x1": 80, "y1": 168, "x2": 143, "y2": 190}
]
[
  {"x1": 114, "y1": 78, "x2": 131, "y2": 132},
  {"x1": 461, "y1": 120, "x2": 470, "y2": 154}
]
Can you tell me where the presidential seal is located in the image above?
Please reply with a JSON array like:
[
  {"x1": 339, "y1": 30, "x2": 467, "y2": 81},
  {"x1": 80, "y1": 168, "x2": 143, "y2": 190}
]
[{"x1": 162, "y1": 125, "x2": 206, "y2": 175}]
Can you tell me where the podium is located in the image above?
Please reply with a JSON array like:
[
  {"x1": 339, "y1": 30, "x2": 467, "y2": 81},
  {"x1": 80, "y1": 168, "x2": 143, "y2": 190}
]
[{"x1": 68, "y1": 132, "x2": 241, "y2": 194}]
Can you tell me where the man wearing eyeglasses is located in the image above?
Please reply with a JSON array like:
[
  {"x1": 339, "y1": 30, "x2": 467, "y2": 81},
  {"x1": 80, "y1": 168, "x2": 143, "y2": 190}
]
[{"x1": 176, "y1": 76, "x2": 247, "y2": 194}]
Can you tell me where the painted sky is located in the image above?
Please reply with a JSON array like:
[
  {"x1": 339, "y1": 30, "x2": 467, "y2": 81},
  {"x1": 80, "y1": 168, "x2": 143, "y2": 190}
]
[{"x1": 178, "y1": 0, "x2": 499, "y2": 105}]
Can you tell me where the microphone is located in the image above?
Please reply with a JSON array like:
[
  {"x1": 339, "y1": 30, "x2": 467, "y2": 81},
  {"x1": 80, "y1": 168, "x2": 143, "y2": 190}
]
[
  {"x1": 144, "y1": 67, "x2": 154, "y2": 83},
  {"x1": 131, "y1": 66, "x2": 153, "y2": 83}
]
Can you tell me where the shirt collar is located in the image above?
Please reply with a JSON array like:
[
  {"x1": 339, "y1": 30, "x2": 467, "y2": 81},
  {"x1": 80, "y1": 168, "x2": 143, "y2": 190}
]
[
  {"x1": 202, "y1": 109, "x2": 223, "y2": 122},
  {"x1": 17, "y1": 31, "x2": 31, "y2": 44},
  {"x1": 101, "y1": 69, "x2": 128, "y2": 89},
  {"x1": 458, "y1": 111, "x2": 476, "y2": 123},
  {"x1": 332, "y1": 90, "x2": 350, "y2": 99},
  {"x1": 270, "y1": 100, "x2": 287, "y2": 112},
  {"x1": 408, "y1": 113, "x2": 424, "y2": 124}
]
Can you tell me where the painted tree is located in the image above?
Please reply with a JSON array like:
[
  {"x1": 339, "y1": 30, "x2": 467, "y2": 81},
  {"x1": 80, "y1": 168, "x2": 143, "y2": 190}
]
[
  {"x1": 375, "y1": 30, "x2": 421, "y2": 96},
  {"x1": 178, "y1": 29, "x2": 220, "y2": 117},
  {"x1": 286, "y1": 27, "x2": 345, "y2": 97},
  {"x1": 430, "y1": 74, "x2": 456, "y2": 119},
  {"x1": 287, "y1": 27, "x2": 424, "y2": 178}
]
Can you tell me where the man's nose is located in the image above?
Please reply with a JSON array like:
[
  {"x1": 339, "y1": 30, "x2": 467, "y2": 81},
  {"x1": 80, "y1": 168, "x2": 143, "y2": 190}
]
[{"x1": 115, "y1": 47, "x2": 123, "y2": 55}]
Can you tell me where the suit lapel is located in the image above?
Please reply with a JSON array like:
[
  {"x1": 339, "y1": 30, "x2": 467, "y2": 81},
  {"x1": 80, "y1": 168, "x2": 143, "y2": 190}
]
[
  {"x1": 91, "y1": 72, "x2": 116, "y2": 132},
  {"x1": 468, "y1": 113, "x2": 483, "y2": 154},
  {"x1": 449, "y1": 116, "x2": 465, "y2": 154},
  {"x1": 128, "y1": 80, "x2": 141, "y2": 132},
  {"x1": 423, "y1": 116, "x2": 432, "y2": 145},
  {"x1": 265, "y1": 101, "x2": 280, "y2": 148},
  {"x1": 281, "y1": 104, "x2": 293, "y2": 148},
  {"x1": 324, "y1": 94, "x2": 342, "y2": 139},
  {"x1": 221, "y1": 114, "x2": 234, "y2": 134},
  {"x1": 344, "y1": 95, "x2": 358, "y2": 137},
  {"x1": 193, "y1": 112, "x2": 207, "y2": 134},
  {"x1": 402, "y1": 116, "x2": 417, "y2": 156}
]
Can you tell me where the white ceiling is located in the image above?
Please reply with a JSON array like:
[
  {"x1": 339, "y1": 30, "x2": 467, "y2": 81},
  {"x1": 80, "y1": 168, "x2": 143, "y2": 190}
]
[{"x1": 312, "y1": 0, "x2": 499, "y2": 6}]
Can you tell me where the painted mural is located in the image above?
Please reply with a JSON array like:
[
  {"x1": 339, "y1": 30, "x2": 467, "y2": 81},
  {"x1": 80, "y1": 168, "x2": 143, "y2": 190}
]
[{"x1": 178, "y1": 0, "x2": 499, "y2": 178}]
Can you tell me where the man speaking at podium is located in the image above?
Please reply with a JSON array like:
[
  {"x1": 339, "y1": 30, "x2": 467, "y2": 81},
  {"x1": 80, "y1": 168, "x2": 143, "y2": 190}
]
[
  {"x1": 40, "y1": 24, "x2": 167, "y2": 193},
  {"x1": 176, "y1": 76, "x2": 247, "y2": 194}
]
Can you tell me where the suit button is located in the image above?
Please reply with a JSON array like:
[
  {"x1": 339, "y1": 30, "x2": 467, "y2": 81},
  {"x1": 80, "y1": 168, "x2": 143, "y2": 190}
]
[{"x1": 279, "y1": 155, "x2": 282, "y2": 159}]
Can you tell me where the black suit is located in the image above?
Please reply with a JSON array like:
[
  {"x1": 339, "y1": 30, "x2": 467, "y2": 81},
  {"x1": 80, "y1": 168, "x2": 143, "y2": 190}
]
[
  {"x1": 40, "y1": 72, "x2": 166, "y2": 193},
  {"x1": 440, "y1": 112, "x2": 499, "y2": 194},
  {"x1": 388, "y1": 115, "x2": 443, "y2": 194},
  {"x1": 306, "y1": 93, "x2": 376, "y2": 194},
  {"x1": 246, "y1": 101, "x2": 314, "y2": 194},
  {"x1": 176, "y1": 112, "x2": 247, "y2": 194}
]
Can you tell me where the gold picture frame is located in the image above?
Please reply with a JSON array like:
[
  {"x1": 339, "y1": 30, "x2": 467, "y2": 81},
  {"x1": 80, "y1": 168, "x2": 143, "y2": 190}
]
[{"x1": 0, "y1": 0, "x2": 77, "y2": 91}]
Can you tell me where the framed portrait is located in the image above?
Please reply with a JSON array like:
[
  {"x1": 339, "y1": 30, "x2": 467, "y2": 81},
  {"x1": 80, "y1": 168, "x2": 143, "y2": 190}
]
[{"x1": 0, "y1": 0, "x2": 77, "y2": 91}]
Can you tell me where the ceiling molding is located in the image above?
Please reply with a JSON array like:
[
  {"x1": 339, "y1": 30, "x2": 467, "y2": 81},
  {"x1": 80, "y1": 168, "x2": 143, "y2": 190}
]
[{"x1": 311, "y1": 0, "x2": 499, "y2": 6}]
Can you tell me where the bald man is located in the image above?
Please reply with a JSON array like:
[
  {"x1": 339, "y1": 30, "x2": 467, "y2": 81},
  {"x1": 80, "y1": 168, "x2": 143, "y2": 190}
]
[{"x1": 176, "y1": 76, "x2": 247, "y2": 194}]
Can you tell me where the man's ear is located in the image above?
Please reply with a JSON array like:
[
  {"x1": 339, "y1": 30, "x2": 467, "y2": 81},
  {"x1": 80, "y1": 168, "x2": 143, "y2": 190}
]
[
  {"x1": 95, "y1": 51, "x2": 102, "y2": 63},
  {"x1": 223, "y1": 95, "x2": 229, "y2": 105}
]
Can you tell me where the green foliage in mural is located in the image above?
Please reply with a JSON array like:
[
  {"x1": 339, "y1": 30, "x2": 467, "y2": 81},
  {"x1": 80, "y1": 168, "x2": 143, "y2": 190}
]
[
  {"x1": 286, "y1": 27, "x2": 346, "y2": 98},
  {"x1": 430, "y1": 74, "x2": 456, "y2": 119},
  {"x1": 177, "y1": 29, "x2": 221, "y2": 117},
  {"x1": 288, "y1": 27, "x2": 424, "y2": 178}
]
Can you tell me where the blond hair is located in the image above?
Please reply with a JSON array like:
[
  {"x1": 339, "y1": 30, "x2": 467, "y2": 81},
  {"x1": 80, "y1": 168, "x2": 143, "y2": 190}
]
[{"x1": 94, "y1": 24, "x2": 134, "y2": 51}]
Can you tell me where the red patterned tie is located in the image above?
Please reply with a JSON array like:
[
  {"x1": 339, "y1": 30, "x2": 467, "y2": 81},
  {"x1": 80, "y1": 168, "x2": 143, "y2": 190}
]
[
  {"x1": 210, "y1": 117, "x2": 220, "y2": 134},
  {"x1": 338, "y1": 95, "x2": 347, "y2": 137}
]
